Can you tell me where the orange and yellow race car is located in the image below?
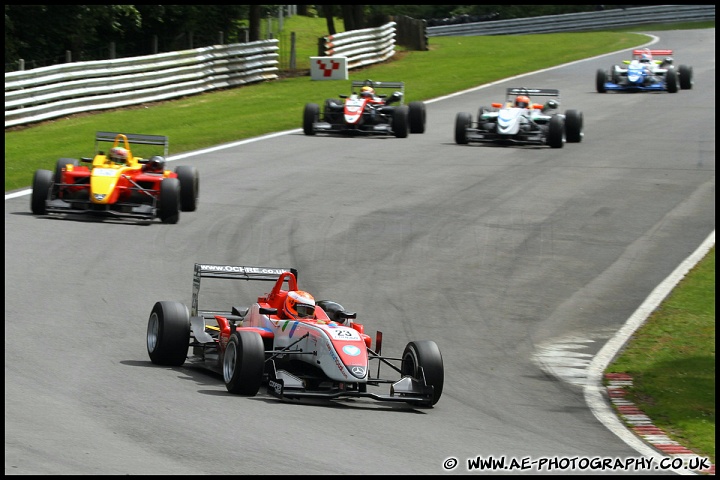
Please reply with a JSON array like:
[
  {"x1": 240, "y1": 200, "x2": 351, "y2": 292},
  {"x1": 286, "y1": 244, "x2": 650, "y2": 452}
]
[{"x1": 31, "y1": 131, "x2": 199, "y2": 224}]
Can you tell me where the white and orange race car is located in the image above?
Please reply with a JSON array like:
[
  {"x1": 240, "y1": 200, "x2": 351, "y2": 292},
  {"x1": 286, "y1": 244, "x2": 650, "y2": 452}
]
[{"x1": 146, "y1": 263, "x2": 444, "y2": 407}]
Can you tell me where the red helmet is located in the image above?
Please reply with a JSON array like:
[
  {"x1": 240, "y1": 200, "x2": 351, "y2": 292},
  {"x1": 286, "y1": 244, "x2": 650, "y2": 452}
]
[
  {"x1": 515, "y1": 95, "x2": 530, "y2": 108},
  {"x1": 284, "y1": 290, "x2": 315, "y2": 319}
]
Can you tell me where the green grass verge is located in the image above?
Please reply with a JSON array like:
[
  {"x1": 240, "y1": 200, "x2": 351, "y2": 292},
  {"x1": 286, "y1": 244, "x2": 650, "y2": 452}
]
[
  {"x1": 4, "y1": 17, "x2": 715, "y2": 464},
  {"x1": 607, "y1": 247, "x2": 715, "y2": 464},
  {"x1": 6, "y1": 28, "x2": 652, "y2": 192}
]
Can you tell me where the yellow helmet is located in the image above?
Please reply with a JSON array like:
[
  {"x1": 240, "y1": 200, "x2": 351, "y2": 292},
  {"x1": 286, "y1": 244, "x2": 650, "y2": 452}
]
[{"x1": 360, "y1": 86, "x2": 375, "y2": 98}]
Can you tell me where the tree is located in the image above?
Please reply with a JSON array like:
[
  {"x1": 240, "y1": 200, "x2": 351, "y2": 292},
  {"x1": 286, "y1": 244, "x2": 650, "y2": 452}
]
[
  {"x1": 248, "y1": 4, "x2": 261, "y2": 42},
  {"x1": 321, "y1": 5, "x2": 337, "y2": 35}
]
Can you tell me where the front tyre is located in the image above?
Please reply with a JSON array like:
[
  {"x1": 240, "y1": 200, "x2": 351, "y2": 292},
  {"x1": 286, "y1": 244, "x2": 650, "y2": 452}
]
[
  {"x1": 454, "y1": 112, "x2": 471, "y2": 145},
  {"x1": 223, "y1": 331, "x2": 265, "y2": 395},
  {"x1": 596, "y1": 69, "x2": 607, "y2": 93},
  {"x1": 147, "y1": 301, "x2": 190, "y2": 366},
  {"x1": 564, "y1": 110, "x2": 584, "y2": 143},
  {"x1": 665, "y1": 68, "x2": 679, "y2": 93},
  {"x1": 175, "y1": 165, "x2": 199, "y2": 212},
  {"x1": 31, "y1": 169, "x2": 53, "y2": 215},
  {"x1": 401, "y1": 340, "x2": 444, "y2": 406},
  {"x1": 408, "y1": 101, "x2": 426, "y2": 134},
  {"x1": 392, "y1": 105, "x2": 409, "y2": 138},
  {"x1": 303, "y1": 103, "x2": 319, "y2": 135},
  {"x1": 547, "y1": 115, "x2": 565, "y2": 148}
]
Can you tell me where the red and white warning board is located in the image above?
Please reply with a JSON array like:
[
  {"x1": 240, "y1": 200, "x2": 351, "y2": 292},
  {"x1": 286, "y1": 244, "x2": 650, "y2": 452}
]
[{"x1": 310, "y1": 56, "x2": 348, "y2": 81}]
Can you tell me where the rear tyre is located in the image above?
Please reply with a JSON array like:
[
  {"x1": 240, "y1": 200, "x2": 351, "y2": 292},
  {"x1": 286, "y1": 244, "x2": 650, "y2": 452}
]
[
  {"x1": 596, "y1": 69, "x2": 607, "y2": 93},
  {"x1": 158, "y1": 177, "x2": 180, "y2": 224},
  {"x1": 454, "y1": 112, "x2": 471, "y2": 145},
  {"x1": 31, "y1": 169, "x2": 53, "y2": 215},
  {"x1": 55, "y1": 158, "x2": 79, "y2": 185},
  {"x1": 408, "y1": 101, "x2": 426, "y2": 134},
  {"x1": 303, "y1": 103, "x2": 319, "y2": 135},
  {"x1": 564, "y1": 110, "x2": 583, "y2": 143},
  {"x1": 665, "y1": 68, "x2": 679, "y2": 93},
  {"x1": 323, "y1": 99, "x2": 342, "y2": 124},
  {"x1": 175, "y1": 165, "x2": 199, "y2": 212},
  {"x1": 392, "y1": 105, "x2": 409, "y2": 138},
  {"x1": 401, "y1": 340, "x2": 444, "y2": 406},
  {"x1": 224, "y1": 331, "x2": 265, "y2": 395},
  {"x1": 147, "y1": 301, "x2": 190, "y2": 366},
  {"x1": 477, "y1": 106, "x2": 489, "y2": 123},
  {"x1": 678, "y1": 65, "x2": 693, "y2": 90},
  {"x1": 547, "y1": 115, "x2": 565, "y2": 148}
]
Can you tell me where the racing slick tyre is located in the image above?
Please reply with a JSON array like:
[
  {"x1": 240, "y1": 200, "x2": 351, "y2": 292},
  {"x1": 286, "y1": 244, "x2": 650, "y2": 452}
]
[
  {"x1": 678, "y1": 65, "x2": 693, "y2": 90},
  {"x1": 401, "y1": 340, "x2": 444, "y2": 406},
  {"x1": 31, "y1": 169, "x2": 53, "y2": 215},
  {"x1": 323, "y1": 99, "x2": 342, "y2": 124},
  {"x1": 175, "y1": 165, "x2": 199, "y2": 212},
  {"x1": 158, "y1": 177, "x2": 181, "y2": 224},
  {"x1": 454, "y1": 112, "x2": 471, "y2": 145},
  {"x1": 392, "y1": 105, "x2": 409, "y2": 138},
  {"x1": 477, "y1": 106, "x2": 489, "y2": 124},
  {"x1": 665, "y1": 68, "x2": 679, "y2": 93},
  {"x1": 408, "y1": 101, "x2": 426, "y2": 134},
  {"x1": 147, "y1": 301, "x2": 191, "y2": 366},
  {"x1": 564, "y1": 110, "x2": 584, "y2": 143},
  {"x1": 547, "y1": 115, "x2": 565, "y2": 149},
  {"x1": 595, "y1": 69, "x2": 607, "y2": 93},
  {"x1": 303, "y1": 103, "x2": 319, "y2": 135},
  {"x1": 223, "y1": 330, "x2": 265, "y2": 396},
  {"x1": 54, "y1": 158, "x2": 79, "y2": 186}
]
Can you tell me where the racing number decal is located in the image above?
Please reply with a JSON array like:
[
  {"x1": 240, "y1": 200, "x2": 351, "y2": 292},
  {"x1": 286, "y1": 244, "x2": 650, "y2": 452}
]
[{"x1": 328, "y1": 328, "x2": 361, "y2": 341}]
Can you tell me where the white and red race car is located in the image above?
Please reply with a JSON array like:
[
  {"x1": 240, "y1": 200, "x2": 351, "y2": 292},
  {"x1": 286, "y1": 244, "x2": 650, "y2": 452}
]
[
  {"x1": 303, "y1": 79, "x2": 426, "y2": 138},
  {"x1": 146, "y1": 263, "x2": 444, "y2": 407}
]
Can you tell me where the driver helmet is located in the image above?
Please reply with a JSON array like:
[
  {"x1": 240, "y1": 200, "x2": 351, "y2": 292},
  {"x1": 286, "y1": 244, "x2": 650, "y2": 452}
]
[
  {"x1": 108, "y1": 147, "x2": 129, "y2": 165},
  {"x1": 640, "y1": 52, "x2": 652, "y2": 63},
  {"x1": 360, "y1": 86, "x2": 375, "y2": 98},
  {"x1": 284, "y1": 290, "x2": 315, "y2": 319},
  {"x1": 515, "y1": 95, "x2": 530, "y2": 108}
]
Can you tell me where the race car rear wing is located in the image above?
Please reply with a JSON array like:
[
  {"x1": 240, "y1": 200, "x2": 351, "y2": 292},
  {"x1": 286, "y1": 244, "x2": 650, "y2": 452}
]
[
  {"x1": 632, "y1": 49, "x2": 673, "y2": 57},
  {"x1": 191, "y1": 263, "x2": 296, "y2": 317},
  {"x1": 351, "y1": 80, "x2": 405, "y2": 103},
  {"x1": 506, "y1": 87, "x2": 560, "y2": 100},
  {"x1": 94, "y1": 131, "x2": 169, "y2": 157}
]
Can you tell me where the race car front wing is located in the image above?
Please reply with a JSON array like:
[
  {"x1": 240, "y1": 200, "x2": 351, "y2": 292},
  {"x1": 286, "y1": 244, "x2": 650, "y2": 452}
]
[{"x1": 265, "y1": 360, "x2": 436, "y2": 407}]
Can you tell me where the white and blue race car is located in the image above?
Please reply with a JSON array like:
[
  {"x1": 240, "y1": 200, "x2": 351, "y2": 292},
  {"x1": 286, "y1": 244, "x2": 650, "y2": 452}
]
[{"x1": 596, "y1": 48, "x2": 693, "y2": 93}]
